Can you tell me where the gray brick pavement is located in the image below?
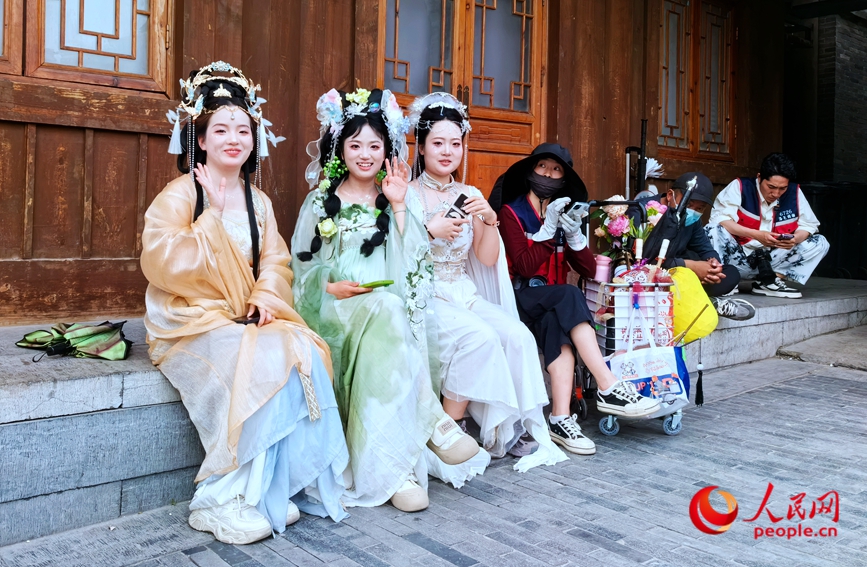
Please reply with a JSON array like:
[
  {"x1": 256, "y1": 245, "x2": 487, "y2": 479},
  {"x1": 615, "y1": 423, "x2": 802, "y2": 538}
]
[{"x1": 2, "y1": 357, "x2": 866, "y2": 567}]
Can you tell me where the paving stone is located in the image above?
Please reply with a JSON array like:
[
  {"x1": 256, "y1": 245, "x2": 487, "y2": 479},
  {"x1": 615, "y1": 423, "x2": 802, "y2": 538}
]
[
  {"x1": 188, "y1": 549, "x2": 231, "y2": 567},
  {"x1": 205, "y1": 541, "x2": 252, "y2": 566},
  {"x1": 403, "y1": 533, "x2": 478, "y2": 567},
  {"x1": 5, "y1": 356, "x2": 867, "y2": 566}
]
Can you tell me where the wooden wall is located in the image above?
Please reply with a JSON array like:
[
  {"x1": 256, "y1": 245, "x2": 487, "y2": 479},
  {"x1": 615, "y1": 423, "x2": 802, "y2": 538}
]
[
  {"x1": 0, "y1": 0, "x2": 787, "y2": 323},
  {"x1": 549, "y1": 0, "x2": 786, "y2": 200},
  {"x1": 0, "y1": 0, "x2": 357, "y2": 323}
]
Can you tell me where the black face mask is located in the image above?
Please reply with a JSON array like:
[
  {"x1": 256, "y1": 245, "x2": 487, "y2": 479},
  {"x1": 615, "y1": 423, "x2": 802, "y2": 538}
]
[{"x1": 527, "y1": 171, "x2": 566, "y2": 200}]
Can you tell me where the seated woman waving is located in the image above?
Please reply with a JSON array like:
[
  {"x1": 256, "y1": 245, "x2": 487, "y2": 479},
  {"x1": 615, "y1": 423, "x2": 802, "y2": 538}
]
[
  {"x1": 291, "y1": 88, "x2": 484, "y2": 513},
  {"x1": 141, "y1": 62, "x2": 349, "y2": 545},
  {"x1": 491, "y1": 144, "x2": 661, "y2": 456},
  {"x1": 405, "y1": 93, "x2": 566, "y2": 472}
]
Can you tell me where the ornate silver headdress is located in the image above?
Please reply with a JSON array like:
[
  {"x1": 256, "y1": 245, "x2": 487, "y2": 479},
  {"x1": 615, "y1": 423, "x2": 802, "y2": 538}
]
[
  {"x1": 305, "y1": 88, "x2": 410, "y2": 190},
  {"x1": 407, "y1": 92, "x2": 471, "y2": 180},
  {"x1": 165, "y1": 61, "x2": 285, "y2": 187}
]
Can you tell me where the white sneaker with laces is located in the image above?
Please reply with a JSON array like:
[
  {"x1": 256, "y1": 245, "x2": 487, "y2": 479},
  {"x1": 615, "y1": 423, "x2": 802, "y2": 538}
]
[
  {"x1": 188, "y1": 495, "x2": 272, "y2": 545},
  {"x1": 549, "y1": 415, "x2": 596, "y2": 455},
  {"x1": 596, "y1": 381, "x2": 660, "y2": 417},
  {"x1": 390, "y1": 472, "x2": 429, "y2": 512},
  {"x1": 427, "y1": 414, "x2": 480, "y2": 465}
]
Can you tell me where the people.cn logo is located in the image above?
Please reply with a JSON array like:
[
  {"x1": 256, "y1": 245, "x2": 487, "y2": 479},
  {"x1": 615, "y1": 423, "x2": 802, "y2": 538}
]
[{"x1": 689, "y1": 486, "x2": 739, "y2": 534}]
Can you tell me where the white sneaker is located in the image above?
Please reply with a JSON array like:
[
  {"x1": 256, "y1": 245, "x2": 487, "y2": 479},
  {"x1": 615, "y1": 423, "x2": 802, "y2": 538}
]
[
  {"x1": 549, "y1": 415, "x2": 596, "y2": 455},
  {"x1": 390, "y1": 473, "x2": 429, "y2": 512},
  {"x1": 188, "y1": 495, "x2": 272, "y2": 545},
  {"x1": 286, "y1": 500, "x2": 300, "y2": 526},
  {"x1": 427, "y1": 415, "x2": 480, "y2": 465}
]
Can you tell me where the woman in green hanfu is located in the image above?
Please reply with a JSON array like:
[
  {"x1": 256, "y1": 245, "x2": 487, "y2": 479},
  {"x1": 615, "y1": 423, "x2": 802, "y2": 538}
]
[{"x1": 290, "y1": 88, "x2": 487, "y2": 513}]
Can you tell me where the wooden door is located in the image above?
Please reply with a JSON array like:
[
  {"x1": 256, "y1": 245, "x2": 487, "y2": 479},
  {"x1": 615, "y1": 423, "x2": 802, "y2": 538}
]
[{"x1": 379, "y1": 0, "x2": 547, "y2": 195}]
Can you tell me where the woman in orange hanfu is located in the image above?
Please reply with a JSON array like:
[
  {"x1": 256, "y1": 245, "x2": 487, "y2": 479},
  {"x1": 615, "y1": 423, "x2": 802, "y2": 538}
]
[{"x1": 141, "y1": 62, "x2": 349, "y2": 545}]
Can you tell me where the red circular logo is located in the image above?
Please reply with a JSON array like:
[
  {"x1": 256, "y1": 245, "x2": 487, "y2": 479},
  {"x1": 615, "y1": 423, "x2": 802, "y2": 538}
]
[{"x1": 689, "y1": 486, "x2": 739, "y2": 534}]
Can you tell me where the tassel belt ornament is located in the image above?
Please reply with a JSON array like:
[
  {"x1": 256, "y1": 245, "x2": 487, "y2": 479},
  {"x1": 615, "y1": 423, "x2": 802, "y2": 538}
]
[
  {"x1": 298, "y1": 369, "x2": 321, "y2": 421},
  {"x1": 434, "y1": 260, "x2": 468, "y2": 283}
]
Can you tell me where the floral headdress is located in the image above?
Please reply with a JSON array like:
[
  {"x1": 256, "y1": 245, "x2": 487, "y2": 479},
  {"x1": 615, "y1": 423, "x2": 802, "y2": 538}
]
[
  {"x1": 166, "y1": 61, "x2": 285, "y2": 187},
  {"x1": 304, "y1": 87, "x2": 410, "y2": 190},
  {"x1": 407, "y1": 92, "x2": 471, "y2": 180}
]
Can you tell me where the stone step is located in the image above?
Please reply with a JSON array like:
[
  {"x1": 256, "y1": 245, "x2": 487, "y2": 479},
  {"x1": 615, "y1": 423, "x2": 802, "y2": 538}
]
[
  {"x1": 0, "y1": 319, "x2": 203, "y2": 547},
  {"x1": 1, "y1": 277, "x2": 865, "y2": 546},
  {"x1": 682, "y1": 277, "x2": 867, "y2": 372}
]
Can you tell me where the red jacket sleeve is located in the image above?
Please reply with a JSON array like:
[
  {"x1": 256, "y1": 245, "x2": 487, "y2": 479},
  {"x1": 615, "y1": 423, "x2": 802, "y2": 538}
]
[
  {"x1": 565, "y1": 245, "x2": 596, "y2": 280},
  {"x1": 500, "y1": 205, "x2": 555, "y2": 278}
]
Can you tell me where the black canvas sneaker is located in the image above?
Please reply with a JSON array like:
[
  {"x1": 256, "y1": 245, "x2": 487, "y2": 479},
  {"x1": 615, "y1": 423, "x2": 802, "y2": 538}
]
[
  {"x1": 751, "y1": 278, "x2": 802, "y2": 298},
  {"x1": 596, "y1": 381, "x2": 660, "y2": 417},
  {"x1": 549, "y1": 415, "x2": 596, "y2": 455}
]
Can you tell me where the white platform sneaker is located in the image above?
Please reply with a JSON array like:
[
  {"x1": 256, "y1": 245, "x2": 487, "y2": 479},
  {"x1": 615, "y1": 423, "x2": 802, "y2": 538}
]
[
  {"x1": 188, "y1": 495, "x2": 272, "y2": 545},
  {"x1": 426, "y1": 414, "x2": 480, "y2": 465},
  {"x1": 390, "y1": 473, "x2": 429, "y2": 512}
]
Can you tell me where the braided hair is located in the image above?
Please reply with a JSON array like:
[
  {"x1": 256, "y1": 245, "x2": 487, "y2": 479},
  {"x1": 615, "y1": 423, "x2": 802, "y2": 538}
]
[
  {"x1": 297, "y1": 89, "x2": 393, "y2": 262},
  {"x1": 175, "y1": 74, "x2": 261, "y2": 278}
]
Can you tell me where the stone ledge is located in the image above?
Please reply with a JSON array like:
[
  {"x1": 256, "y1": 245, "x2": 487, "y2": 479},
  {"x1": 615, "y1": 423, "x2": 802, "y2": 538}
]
[{"x1": 0, "y1": 320, "x2": 178, "y2": 425}]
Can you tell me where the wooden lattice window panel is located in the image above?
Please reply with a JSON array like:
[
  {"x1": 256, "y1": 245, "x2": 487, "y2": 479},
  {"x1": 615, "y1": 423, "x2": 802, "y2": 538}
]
[
  {"x1": 0, "y1": 0, "x2": 25, "y2": 74},
  {"x1": 384, "y1": 0, "x2": 455, "y2": 96},
  {"x1": 472, "y1": 0, "x2": 533, "y2": 111},
  {"x1": 658, "y1": 0, "x2": 734, "y2": 158},
  {"x1": 25, "y1": 0, "x2": 170, "y2": 92}
]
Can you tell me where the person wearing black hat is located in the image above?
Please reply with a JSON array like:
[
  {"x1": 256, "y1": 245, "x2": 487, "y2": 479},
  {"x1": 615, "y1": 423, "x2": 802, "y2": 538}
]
[
  {"x1": 490, "y1": 144, "x2": 661, "y2": 456},
  {"x1": 630, "y1": 172, "x2": 756, "y2": 321}
]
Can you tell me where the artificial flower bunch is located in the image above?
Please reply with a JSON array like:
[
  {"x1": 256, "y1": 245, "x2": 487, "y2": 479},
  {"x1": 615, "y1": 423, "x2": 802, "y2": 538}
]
[
  {"x1": 590, "y1": 195, "x2": 668, "y2": 256},
  {"x1": 590, "y1": 195, "x2": 631, "y2": 255}
]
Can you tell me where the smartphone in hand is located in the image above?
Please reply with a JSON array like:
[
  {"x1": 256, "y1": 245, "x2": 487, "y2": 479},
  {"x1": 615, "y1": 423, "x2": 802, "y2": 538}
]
[
  {"x1": 445, "y1": 194, "x2": 469, "y2": 219},
  {"x1": 777, "y1": 233, "x2": 794, "y2": 241}
]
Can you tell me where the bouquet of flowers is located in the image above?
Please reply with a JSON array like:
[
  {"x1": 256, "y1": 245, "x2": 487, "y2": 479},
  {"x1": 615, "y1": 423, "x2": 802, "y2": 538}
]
[{"x1": 590, "y1": 196, "x2": 668, "y2": 258}]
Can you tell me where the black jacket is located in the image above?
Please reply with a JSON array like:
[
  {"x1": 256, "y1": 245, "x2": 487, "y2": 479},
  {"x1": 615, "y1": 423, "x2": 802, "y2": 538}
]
[{"x1": 628, "y1": 196, "x2": 719, "y2": 269}]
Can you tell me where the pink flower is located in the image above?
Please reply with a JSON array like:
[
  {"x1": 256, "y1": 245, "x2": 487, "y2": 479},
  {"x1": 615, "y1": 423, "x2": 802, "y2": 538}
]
[
  {"x1": 646, "y1": 200, "x2": 667, "y2": 215},
  {"x1": 607, "y1": 215, "x2": 630, "y2": 237},
  {"x1": 324, "y1": 88, "x2": 341, "y2": 106},
  {"x1": 594, "y1": 227, "x2": 606, "y2": 238},
  {"x1": 648, "y1": 213, "x2": 663, "y2": 226}
]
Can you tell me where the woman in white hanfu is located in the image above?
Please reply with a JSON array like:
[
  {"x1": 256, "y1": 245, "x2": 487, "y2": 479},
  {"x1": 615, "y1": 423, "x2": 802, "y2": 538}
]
[{"x1": 404, "y1": 93, "x2": 568, "y2": 472}]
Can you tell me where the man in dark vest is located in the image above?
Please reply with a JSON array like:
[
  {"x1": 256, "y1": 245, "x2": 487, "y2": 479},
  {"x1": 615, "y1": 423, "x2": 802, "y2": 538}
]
[{"x1": 705, "y1": 153, "x2": 829, "y2": 299}]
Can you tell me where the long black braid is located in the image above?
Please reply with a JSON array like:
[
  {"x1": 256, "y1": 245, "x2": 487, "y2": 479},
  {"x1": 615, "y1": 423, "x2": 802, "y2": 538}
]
[
  {"x1": 297, "y1": 89, "x2": 393, "y2": 262},
  {"x1": 176, "y1": 77, "x2": 261, "y2": 279}
]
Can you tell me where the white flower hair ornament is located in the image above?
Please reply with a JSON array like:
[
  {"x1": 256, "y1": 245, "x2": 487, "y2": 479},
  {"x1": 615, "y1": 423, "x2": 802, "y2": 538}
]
[
  {"x1": 407, "y1": 92, "x2": 471, "y2": 135},
  {"x1": 166, "y1": 61, "x2": 284, "y2": 186},
  {"x1": 304, "y1": 87, "x2": 410, "y2": 190},
  {"x1": 408, "y1": 92, "x2": 471, "y2": 179}
]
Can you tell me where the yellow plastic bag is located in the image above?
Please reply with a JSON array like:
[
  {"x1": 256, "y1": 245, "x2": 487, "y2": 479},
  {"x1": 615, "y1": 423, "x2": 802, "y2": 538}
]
[{"x1": 669, "y1": 267, "x2": 718, "y2": 344}]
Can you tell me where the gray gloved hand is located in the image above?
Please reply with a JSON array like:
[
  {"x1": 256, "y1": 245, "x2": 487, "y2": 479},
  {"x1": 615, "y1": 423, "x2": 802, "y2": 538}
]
[
  {"x1": 560, "y1": 212, "x2": 587, "y2": 251},
  {"x1": 531, "y1": 197, "x2": 570, "y2": 242}
]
